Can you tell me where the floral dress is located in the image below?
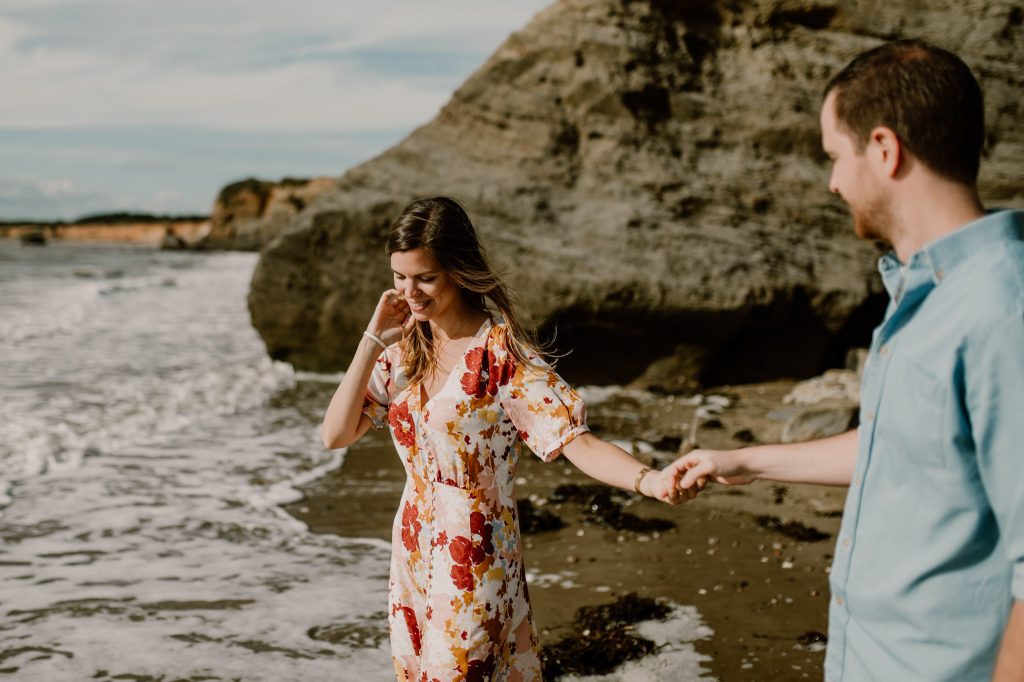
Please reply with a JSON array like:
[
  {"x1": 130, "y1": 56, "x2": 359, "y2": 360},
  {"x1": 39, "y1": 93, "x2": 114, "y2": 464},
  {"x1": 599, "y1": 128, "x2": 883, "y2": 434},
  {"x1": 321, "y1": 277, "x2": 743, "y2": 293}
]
[{"x1": 362, "y1": 318, "x2": 588, "y2": 682}]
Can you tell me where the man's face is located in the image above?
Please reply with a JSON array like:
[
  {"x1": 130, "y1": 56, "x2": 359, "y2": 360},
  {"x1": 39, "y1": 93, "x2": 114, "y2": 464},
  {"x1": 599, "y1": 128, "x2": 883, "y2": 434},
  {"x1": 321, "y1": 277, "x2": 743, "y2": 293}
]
[{"x1": 820, "y1": 91, "x2": 892, "y2": 242}]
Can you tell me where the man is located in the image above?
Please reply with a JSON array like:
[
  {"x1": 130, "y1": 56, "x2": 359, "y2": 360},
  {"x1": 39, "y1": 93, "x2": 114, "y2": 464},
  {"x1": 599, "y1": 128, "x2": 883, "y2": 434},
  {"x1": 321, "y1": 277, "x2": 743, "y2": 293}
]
[{"x1": 669, "y1": 40, "x2": 1024, "y2": 681}]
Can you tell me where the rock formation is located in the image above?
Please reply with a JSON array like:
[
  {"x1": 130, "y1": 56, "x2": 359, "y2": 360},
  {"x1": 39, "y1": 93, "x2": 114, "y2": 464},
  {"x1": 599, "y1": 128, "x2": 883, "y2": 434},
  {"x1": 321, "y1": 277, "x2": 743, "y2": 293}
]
[
  {"x1": 247, "y1": 0, "x2": 1024, "y2": 382},
  {"x1": 198, "y1": 177, "x2": 338, "y2": 251}
]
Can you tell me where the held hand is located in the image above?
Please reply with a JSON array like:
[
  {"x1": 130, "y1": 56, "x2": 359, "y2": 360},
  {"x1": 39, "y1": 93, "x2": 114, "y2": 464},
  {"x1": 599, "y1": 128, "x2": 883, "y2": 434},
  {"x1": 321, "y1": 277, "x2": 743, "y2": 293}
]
[
  {"x1": 667, "y1": 449, "x2": 755, "y2": 498},
  {"x1": 367, "y1": 289, "x2": 414, "y2": 347},
  {"x1": 642, "y1": 468, "x2": 685, "y2": 506}
]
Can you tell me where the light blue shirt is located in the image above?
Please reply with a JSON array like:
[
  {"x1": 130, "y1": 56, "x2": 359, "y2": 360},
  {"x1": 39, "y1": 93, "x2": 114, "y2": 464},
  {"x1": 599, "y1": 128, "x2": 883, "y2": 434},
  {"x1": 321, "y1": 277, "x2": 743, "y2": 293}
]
[{"x1": 825, "y1": 209, "x2": 1024, "y2": 681}]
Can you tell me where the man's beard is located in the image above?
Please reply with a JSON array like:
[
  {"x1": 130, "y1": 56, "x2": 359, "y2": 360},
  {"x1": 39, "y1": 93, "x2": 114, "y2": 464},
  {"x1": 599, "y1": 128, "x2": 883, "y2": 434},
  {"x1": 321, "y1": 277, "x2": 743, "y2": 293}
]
[{"x1": 850, "y1": 190, "x2": 896, "y2": 245}]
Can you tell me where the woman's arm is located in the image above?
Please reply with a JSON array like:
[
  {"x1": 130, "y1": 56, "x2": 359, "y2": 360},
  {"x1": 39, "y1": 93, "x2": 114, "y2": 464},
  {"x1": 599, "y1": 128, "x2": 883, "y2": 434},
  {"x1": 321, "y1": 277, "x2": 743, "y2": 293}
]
[
  {"x1": 321, "y1": 289, "x2": 411, "y2": 449},
  {"x1": 561, "y1": 432, "x2": 680, "y2": 504},
  {"x1": 321, "y1": 336, "x2": 383, "y2": 449}
]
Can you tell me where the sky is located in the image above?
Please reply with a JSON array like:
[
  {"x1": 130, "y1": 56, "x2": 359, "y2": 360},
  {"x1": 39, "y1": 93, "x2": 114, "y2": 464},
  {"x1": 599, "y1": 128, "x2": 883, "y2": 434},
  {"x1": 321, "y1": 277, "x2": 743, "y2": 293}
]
[{"x1": 0, "y1": 1, "x2": 551, "y2": 221}]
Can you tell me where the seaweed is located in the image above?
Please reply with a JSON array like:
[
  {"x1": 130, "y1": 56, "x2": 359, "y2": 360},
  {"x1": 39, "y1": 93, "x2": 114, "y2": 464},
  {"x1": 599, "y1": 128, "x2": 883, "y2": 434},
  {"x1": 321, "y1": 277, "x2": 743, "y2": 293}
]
[
  {"x1": 517, "y1": 499, "x2": 566, "y2": 534},
  {"x1": 540, "y1": 593, "x2": 671, "y2": 678},
  {"x1": 549, "y1": 484, "x2": 675, "y2": 532},
  {"x1": 755, "y1": 515, "x2": 831, "y2": 542}
]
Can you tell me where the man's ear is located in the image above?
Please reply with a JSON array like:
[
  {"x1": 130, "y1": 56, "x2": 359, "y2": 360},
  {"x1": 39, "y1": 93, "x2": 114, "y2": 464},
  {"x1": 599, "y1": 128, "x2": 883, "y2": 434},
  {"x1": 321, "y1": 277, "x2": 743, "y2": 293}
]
[{"x1": 869, "y1": 126, "x2": 902, "y2": 178}]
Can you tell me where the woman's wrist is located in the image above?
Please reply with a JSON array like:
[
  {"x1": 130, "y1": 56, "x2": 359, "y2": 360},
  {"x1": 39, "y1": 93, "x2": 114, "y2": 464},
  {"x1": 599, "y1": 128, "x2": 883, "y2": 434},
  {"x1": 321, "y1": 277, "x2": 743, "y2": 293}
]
[
  {"x1": 634, "y1": 466, "x2": 654, "y2": 497},
  {"x1": 360, "y1": 330, "x2": 387, "y2": 356}
]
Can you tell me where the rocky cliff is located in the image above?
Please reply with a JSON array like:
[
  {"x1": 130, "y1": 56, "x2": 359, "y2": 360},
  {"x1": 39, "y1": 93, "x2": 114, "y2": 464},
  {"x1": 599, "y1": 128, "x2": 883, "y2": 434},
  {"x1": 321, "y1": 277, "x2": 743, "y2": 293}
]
[
  {"x1": 198, "y1": 176, "x2": 337, "y2": 251},
  {"x1": 247, "y1": 0, "x2": 1023, "y2": 383}
]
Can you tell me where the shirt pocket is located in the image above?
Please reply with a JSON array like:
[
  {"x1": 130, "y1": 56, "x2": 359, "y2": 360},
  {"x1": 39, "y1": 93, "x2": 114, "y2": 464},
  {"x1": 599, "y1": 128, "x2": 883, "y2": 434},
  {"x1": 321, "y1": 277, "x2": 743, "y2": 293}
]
[{"x1": 880, "y1": 358, "x2": 950, "y2": 469}]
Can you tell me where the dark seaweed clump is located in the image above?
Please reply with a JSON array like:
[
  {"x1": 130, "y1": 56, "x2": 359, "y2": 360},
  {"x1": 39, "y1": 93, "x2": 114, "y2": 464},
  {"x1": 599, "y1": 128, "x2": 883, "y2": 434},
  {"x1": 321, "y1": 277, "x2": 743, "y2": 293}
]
[
  {"x1": 798, "y1": 630, "x2": 828, "y2": 646},
  {"x1": 541, "y1": 593, "x2": 672, "y2": 678},
  {"x1": 517, "y1": 499, "x2": 567, "y2": 534},
  {"x1": 755, "y1": 514, "x2": 831, "y2": 542},
  {"x1": 549, "y1": 484, "x2": 675, "y2": 532}
]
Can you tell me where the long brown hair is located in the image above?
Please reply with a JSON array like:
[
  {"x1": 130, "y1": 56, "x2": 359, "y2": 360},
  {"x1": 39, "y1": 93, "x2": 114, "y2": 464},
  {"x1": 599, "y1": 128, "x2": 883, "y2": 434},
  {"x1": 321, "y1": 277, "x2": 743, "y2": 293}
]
[{"x1": 386, "y1": 197, "x2": 542, "y2": 385}]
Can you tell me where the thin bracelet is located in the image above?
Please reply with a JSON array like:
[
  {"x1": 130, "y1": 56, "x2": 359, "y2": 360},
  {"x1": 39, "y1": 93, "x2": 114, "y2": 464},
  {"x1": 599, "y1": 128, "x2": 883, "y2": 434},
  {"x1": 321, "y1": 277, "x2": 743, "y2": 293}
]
[
  {"x1": 362, "y1": 329, "x2": 387, "y2": 350},
  {"x1": 633, "y1": 466, "x2": 653, "y2": 495}
]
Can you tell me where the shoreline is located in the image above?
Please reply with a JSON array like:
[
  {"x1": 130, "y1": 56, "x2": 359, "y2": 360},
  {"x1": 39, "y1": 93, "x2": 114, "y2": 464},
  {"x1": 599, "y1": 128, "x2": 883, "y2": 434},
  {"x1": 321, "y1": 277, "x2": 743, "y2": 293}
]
[
  {"x1": 0, "y1": 219, "x2": 209, "y2": 246},
  {"x1": 285, "y1": 379, "x2": 846, "y2": 680}
]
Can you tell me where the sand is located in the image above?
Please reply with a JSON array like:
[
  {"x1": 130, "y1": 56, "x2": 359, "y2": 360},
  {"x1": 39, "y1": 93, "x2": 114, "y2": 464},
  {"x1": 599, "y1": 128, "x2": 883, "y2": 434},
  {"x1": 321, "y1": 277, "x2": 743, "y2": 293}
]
[{"x1": 286, "y1": 379, "x2": 847, "y2": 681}]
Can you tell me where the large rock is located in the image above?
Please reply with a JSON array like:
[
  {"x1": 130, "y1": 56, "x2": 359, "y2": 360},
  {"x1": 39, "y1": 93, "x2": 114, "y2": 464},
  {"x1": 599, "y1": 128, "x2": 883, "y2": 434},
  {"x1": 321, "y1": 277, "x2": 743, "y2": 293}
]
[
  {"x1": 247, "y1": 0, "x2": 1024, "y2": 380},
  {"x1": 199, "y1": 177, "x2": 337, "y2": 251}
]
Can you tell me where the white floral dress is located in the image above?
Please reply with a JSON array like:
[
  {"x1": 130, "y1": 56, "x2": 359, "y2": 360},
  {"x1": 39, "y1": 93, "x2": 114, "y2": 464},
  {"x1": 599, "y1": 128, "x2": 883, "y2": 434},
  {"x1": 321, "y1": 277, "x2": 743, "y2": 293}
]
[{"x1": 362, "y1": 319, "x2": 588, "y2": 681}]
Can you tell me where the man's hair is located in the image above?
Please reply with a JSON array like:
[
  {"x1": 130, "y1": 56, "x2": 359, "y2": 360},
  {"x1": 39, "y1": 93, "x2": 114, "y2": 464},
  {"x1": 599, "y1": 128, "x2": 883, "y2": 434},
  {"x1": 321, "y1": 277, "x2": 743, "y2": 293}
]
[{"x1": 824, "y1": 39, "x2": 985, "y2": 185}]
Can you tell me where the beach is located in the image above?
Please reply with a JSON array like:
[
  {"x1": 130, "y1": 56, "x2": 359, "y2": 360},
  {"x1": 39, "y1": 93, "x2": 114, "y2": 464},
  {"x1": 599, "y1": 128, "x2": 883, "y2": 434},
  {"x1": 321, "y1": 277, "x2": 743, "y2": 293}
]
[
  {"x1": 0, "y1": 240, "x2": 844, "y2": 681},
  {"x1": 288, "y1": 379, "x2": 846, "y2": 681}
]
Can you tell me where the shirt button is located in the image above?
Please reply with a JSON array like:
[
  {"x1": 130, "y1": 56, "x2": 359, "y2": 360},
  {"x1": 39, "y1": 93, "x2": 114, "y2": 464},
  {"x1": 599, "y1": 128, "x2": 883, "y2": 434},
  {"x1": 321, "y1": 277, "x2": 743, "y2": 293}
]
[
  {"x1": 836, "y1": 596, "x2": 845, "y2": 606},
  {"x1": 843, "y1": 537, "x2": 851, "y2": 548},
  {"x1": 864, "y1": 410, "x2": 876, "y2": 421},
  {"x1": 855, "y1": 474, "x2": 862, "y2": 485},
  {"x1": 879, "y1": 345, "x2": 890, "y2": 357}
]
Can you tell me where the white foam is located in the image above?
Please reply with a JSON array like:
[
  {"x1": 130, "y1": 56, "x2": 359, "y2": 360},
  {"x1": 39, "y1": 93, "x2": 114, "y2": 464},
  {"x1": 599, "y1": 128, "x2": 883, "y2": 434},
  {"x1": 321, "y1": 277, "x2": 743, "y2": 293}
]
[{"x1": 562, "y1": 604, "x2": 715, "y2": 681}]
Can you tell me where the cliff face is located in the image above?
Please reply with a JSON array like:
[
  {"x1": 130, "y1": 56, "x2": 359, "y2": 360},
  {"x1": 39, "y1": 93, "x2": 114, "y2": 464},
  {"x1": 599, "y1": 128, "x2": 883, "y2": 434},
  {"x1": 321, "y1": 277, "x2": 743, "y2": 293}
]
[
  {"x1": 200, "y1": 177, "x2": 337, "y2": 251},
  {"x1": 247, "y1": 0, "x2": 1024, "y2": 382}
]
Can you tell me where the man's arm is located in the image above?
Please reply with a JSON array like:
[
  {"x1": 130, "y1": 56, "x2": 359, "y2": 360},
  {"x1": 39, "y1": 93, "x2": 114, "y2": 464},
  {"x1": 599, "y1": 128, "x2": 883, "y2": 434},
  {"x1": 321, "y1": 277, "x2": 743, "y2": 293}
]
[
  {"x1": 668, "y1": 429, "x2": 858, "y2": 491},
  {"x1": 994, "y1": 600, "x2": 1024, "y2": 681}
]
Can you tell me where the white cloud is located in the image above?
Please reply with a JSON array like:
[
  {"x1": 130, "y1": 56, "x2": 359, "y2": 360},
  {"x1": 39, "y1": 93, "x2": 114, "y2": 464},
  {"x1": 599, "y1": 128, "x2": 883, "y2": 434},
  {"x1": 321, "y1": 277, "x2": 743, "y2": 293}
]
[{"x1": 0, "y1": 1, "x2": 550, "y2": 132}]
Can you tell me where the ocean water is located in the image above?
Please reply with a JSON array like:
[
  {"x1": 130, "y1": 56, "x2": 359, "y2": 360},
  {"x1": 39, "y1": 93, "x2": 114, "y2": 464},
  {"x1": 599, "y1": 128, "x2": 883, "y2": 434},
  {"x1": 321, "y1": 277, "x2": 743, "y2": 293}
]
[
  {"x1": 0, "y1": 241, "x2": 394, "y2": 680},
  {"x1": 0, "y1": 241, "x2": 713, "y2": 681}
]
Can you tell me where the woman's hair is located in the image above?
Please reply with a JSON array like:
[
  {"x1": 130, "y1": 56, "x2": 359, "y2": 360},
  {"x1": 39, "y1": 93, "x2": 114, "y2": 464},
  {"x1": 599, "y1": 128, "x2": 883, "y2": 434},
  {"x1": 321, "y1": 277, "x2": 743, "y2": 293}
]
[{"x1": 386, "y1": 197, "x2": 542, "y2": 385}]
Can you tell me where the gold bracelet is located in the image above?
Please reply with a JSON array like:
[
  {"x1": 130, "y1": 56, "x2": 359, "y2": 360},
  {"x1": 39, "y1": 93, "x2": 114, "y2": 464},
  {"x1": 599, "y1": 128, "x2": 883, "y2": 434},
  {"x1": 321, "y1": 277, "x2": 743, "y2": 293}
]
[{"x1": 633, "y1": 466, "x2": 653, "y2": 495}]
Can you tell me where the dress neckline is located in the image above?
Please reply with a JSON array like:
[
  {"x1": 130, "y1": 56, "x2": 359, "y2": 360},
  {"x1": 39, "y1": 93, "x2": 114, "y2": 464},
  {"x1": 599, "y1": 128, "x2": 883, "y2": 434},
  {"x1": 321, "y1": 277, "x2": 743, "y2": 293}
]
[{"x1": 418, "y1": 316, "x2": 492, "y2": 409}]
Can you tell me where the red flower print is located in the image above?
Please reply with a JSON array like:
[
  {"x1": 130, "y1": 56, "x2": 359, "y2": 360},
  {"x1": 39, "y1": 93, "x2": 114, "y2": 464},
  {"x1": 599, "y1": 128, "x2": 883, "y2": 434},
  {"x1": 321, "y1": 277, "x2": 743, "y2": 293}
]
[
  {"x1": 486, "y1": 354, "x2": 516, "y2": 396},
  {"x1": 389, "y1": 400, "x2": 415, "y2": 448},
  {"x1": 466, "y1": 654, "x2": 496, "y2": 682},
  {"x1": 398, "y1": 605, "x2": 421, "y2": 656},
  {"x1": 465, "y1": 346, "x2": 485, "y2": 372},
  {"x1": 451, "y1": 563, "x2": 474, "y2": 591},
  {"x1": 401, "y1": 502, "x2": 422, "y2": 554},
  {"x1": 461, "y1": 370, "x2": 486, "y2": 400},
  {"x1": 450, "y1": 535, "x2": 473, "y2": 565}
]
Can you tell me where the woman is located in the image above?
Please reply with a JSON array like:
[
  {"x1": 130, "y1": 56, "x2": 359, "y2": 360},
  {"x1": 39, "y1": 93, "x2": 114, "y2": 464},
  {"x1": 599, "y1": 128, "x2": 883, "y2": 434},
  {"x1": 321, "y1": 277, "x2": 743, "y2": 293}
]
[{"x1": 322, "y1": 197, "x2": 679, "y2": 681}]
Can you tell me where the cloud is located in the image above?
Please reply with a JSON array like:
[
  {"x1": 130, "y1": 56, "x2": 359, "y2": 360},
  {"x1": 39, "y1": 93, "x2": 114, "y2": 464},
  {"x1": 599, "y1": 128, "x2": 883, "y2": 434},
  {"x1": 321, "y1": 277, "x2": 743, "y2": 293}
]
[
  {"x1": 0, "y1": 2, "x2": 550, "y2": 132},
  {"x1": 0, "y1": 2, "x2": 551, "y2": 219}
]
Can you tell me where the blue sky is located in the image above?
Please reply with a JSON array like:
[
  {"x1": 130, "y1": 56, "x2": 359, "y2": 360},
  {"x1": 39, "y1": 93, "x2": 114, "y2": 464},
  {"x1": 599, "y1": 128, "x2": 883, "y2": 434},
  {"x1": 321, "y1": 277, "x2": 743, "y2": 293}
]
[{"x1": 0, "y1": 1, "x2": 550, "y2": 220}]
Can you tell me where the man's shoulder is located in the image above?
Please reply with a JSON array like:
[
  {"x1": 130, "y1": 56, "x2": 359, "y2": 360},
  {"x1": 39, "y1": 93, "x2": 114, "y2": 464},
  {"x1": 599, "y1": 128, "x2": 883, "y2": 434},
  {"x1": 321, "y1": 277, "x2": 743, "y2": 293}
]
[{"x1": 946, "y1": 232, "x2": 1024, "y2": 321}]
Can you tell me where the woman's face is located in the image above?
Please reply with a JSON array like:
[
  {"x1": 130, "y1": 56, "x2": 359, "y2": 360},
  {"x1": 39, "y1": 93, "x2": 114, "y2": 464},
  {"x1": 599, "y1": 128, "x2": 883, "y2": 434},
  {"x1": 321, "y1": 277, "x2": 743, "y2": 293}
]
[{"x1": 390, "y1": 247, "x2": 458, "y2": 323}]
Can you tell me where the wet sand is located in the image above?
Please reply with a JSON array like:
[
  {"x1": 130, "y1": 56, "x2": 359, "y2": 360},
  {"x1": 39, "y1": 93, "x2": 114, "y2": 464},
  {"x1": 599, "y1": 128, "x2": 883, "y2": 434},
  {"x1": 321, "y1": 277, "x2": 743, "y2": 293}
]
[{"x1": 286, "y1": 380, "x2": 846, "y2": 681}]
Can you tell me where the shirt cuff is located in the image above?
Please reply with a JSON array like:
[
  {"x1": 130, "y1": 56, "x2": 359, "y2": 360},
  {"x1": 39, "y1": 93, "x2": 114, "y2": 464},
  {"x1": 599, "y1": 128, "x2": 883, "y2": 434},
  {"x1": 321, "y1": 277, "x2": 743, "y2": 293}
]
[
  {"x1": 538, "y1": 424, "x2": 590, "y2": 463},
  {"x1": 361, "y1": 400, "x2": 388, "y2": 430}
]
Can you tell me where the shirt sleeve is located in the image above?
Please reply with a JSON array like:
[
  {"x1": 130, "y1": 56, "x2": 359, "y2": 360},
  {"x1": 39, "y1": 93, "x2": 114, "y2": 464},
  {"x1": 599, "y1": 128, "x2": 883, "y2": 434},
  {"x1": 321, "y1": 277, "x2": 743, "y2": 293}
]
[
  {"x1": 489, "y1": 326, "x2": 589, "y2": 462},
  {"x1": 362, "y1": 347, "x2": 395, "y2": 430},
  {"x1": 966, "y1": 311, "x2": 1024, "y2": 599}
]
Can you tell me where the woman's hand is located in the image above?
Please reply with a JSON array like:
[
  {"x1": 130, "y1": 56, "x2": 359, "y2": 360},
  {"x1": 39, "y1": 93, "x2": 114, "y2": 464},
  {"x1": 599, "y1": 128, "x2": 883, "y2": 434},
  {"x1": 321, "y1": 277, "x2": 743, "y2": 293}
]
[
  {"x1": 367, "y1": 289, "x2": 414, "y2": 346},
  {"x1": 667, "y1": 449, "x2": 756, "y2": 498},
  {"x1": 641, "y1": 468, "x2": 685, "y2": 505}
]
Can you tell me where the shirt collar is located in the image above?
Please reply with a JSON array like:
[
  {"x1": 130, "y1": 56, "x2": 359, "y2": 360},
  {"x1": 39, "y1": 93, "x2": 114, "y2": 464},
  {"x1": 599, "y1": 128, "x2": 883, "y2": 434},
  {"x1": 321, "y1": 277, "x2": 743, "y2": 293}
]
[{"x1": 877, "y1": 209, "x2": 1024, "y2": 300}]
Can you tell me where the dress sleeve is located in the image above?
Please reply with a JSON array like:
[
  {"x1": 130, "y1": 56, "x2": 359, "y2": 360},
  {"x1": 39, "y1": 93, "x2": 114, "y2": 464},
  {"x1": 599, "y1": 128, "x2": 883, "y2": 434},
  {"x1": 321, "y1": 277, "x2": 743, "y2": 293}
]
[
  {"x1": 966, "y1": 311, "x2": 1024, "y2": 599},
  {"x1": 362, "y1": 347, "x2": 396, "y2": 430},
  {"x1": 489, "y1": 326, "x2": 589, "y2": 462}
]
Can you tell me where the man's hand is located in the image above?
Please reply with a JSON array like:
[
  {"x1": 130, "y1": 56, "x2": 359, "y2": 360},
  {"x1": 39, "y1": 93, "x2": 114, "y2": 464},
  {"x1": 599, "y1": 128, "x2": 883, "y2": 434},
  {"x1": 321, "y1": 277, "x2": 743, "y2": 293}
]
[
  {"x1": 641, "y1": 467, "x2": 686, "y2": 505},
  {"x1": 667, "y1": 449, "x2": 756, "y2": 498}
]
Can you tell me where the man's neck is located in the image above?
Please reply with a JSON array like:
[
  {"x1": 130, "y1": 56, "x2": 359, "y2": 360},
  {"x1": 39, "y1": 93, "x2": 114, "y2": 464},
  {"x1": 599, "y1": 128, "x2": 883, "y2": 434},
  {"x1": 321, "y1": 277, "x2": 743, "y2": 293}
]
[{"x1": 890, "y1": 179, "x2": 985, "y2": 263}]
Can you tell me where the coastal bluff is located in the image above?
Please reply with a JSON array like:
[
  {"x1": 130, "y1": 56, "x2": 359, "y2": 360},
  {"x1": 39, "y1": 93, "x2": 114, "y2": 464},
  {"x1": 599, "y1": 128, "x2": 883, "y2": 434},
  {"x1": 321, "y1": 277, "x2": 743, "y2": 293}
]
[{"x1": 247, "y1": 0, "x2": 1023, "y2": 383}]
